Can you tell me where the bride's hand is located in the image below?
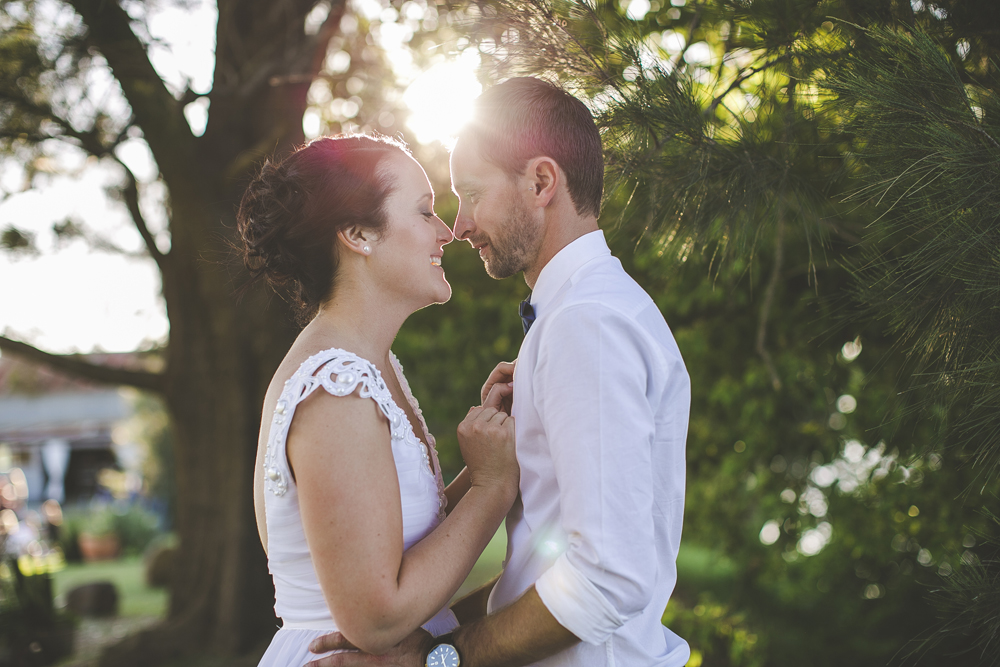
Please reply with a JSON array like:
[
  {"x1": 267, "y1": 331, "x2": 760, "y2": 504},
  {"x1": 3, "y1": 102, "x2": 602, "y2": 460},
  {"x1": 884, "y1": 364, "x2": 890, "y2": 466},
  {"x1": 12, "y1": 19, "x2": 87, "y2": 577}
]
[
  {"x1": 457, "y1": 382, "x2": 518, "y2": 501},
  {"x1": 481, "y1": 360, "x2": 515, "y2": 414},
  {"x1": 306, "y1": 627, "x2": 432, "y2": 667}
]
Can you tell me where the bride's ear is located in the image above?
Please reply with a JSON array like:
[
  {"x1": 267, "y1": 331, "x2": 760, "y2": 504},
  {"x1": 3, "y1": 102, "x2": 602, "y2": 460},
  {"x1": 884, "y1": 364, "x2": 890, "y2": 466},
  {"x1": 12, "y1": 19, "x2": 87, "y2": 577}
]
[{"x1": 338, "y1": 225, "x2": 375, "y2": 257}]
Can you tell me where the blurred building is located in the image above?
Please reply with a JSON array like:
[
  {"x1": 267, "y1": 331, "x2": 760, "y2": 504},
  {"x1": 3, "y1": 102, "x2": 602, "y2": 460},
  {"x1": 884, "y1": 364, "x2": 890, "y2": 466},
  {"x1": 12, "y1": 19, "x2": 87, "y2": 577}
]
[{"x1": 0, "y1": 353, "x2": 140, "y2": 507}]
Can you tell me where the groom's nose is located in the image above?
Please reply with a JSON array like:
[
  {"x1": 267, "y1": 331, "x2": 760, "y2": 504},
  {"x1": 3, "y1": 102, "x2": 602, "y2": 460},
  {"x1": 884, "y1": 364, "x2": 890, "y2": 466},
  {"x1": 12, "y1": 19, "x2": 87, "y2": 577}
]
[{"x1": 453, "y1": 207, "x2": 475, "y2": 241}]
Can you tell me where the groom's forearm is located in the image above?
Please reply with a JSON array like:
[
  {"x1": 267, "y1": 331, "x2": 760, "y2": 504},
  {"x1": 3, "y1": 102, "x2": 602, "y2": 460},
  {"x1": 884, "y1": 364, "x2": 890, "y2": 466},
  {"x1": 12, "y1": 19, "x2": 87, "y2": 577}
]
[
  {"x1": 452, "y1": 585, "x2": 579, "y2": 667},
  {"x1": 450, "y1": 573, "x2": 499, "y2": 624}
]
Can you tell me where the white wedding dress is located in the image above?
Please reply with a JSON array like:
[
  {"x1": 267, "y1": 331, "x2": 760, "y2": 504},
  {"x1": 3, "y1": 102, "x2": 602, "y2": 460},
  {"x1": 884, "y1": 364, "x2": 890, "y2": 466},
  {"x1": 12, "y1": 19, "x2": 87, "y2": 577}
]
[{"x1": 257, "y1": 348, "x2": 459, "y2": 666}]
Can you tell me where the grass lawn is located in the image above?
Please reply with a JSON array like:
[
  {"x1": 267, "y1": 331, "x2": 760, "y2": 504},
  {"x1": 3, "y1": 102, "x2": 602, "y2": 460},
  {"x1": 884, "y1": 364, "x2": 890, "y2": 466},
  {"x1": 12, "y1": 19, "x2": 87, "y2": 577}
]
[
  {"x1": 47, "y1": 557, "x2": 166, "y2": 666},
  {"x1": 48, "y1": 529, "x2": 502, "y2": 622},
  {"x1": 454, "y1": 526, "x2": 507, "y2": 600},
  {"x1": 53, "y1": 556, "x2": 168, "y2": 618}
]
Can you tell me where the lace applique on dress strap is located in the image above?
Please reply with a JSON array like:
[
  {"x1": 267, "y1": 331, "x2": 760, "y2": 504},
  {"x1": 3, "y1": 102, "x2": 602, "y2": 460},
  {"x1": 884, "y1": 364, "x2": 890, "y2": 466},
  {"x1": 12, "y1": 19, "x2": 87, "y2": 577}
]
[
  {"x1": 264, "y1": 349, "x2": 391, "y2": 497},
  {"x1": 390, "y1": 353, "x2": 448, "y2": 520}
]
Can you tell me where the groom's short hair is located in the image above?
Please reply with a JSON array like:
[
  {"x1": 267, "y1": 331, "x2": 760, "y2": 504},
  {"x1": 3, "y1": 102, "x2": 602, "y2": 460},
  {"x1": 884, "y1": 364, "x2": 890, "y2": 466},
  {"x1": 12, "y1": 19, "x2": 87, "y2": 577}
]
[{"x1": 460, "y1": 77, "x2": 603, "y2": 218}]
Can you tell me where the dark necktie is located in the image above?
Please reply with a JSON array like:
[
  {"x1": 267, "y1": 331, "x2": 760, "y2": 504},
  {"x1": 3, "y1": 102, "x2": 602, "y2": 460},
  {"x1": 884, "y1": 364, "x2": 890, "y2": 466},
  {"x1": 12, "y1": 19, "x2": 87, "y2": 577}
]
[{"x1": 519, "y1": 298, "x2": 536, "y2": 335}]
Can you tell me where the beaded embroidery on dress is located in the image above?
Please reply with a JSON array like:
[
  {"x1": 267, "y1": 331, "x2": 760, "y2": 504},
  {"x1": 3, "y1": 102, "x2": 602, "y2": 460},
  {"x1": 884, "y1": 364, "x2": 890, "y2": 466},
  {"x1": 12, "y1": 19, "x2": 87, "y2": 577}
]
[
  {"x1": 257, "y1": 348, "x2": 457, "y2": 667},
  {"x1": 263, "y1": 349, "x2": 446, "y2": 511}
]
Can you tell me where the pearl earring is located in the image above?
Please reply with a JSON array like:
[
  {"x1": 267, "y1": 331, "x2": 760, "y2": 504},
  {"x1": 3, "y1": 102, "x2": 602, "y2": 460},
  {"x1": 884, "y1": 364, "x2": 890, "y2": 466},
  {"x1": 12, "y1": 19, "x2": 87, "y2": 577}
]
[{"x1": 363, "y1": 244, "x2": 371, "y2": 254}]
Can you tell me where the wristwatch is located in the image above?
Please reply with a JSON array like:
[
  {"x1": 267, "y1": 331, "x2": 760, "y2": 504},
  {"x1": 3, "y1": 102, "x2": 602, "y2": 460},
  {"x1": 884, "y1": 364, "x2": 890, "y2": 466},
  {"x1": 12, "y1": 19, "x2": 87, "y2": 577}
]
[{"x1": 425, "y1": 632, "x2": 460, "y2": 667}]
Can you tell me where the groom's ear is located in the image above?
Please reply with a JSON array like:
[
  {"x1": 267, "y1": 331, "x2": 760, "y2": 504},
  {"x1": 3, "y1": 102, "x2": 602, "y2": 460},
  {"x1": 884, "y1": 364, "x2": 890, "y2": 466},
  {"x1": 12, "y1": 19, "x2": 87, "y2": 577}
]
[{"x1": 526, "y1": 157, "x2": 560, "y2": 208}]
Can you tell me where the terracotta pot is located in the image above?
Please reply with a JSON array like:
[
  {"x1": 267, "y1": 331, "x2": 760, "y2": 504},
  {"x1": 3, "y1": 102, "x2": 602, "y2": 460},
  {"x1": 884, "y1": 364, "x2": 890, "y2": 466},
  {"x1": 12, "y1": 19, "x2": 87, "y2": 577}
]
[{"x1": 78, "y1": 532, "x2": 121, "y2": 561}]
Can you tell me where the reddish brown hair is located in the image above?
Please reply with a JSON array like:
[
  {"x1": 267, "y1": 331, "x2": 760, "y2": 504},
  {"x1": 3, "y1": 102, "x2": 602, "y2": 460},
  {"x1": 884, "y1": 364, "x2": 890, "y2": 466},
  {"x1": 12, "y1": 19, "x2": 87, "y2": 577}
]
[{"x1": 237, "y1": 134, "x2": 408, "y2": 322}]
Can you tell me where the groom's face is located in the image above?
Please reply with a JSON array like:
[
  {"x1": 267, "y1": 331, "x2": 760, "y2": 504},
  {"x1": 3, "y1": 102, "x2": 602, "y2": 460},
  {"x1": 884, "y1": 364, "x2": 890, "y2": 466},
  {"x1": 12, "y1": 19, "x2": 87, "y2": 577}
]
[{"x1": 449, "y1": 137, "x2": 541, "y2": 280}]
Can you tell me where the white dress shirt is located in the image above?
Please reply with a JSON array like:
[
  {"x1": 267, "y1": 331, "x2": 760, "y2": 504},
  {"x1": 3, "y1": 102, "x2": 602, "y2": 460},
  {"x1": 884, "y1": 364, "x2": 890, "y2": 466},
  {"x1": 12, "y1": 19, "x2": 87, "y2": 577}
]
[{"x1": 487, "y1": 230, "x2": 691, "y2": 667}]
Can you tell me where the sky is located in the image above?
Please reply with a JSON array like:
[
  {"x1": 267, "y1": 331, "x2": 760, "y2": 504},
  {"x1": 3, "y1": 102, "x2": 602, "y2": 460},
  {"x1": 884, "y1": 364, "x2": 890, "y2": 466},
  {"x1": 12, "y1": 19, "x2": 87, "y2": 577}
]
[{"x1": 0, "y1": 0, "x2": 483, "y2": 353}]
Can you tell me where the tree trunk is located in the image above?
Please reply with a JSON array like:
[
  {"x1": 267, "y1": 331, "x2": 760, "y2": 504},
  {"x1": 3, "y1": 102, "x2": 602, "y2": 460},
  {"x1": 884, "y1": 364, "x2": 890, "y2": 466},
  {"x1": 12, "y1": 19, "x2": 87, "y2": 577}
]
[{"x1": 48, "y1": 0, "x2": 349, "y2": 662}]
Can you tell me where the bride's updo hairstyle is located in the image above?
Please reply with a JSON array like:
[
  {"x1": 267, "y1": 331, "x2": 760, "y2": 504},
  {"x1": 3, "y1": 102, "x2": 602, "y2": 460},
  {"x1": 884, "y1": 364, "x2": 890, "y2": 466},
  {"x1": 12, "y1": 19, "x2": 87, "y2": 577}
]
[{"x1": 237, "y1": 134, "x2": 408, "y2": 322}]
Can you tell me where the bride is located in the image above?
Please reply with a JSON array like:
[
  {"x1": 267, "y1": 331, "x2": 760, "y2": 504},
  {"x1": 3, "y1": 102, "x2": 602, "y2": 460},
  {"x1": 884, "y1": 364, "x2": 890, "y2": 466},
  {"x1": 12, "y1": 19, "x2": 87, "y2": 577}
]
[{"x1": 237, "y1": 134, "x2": 519, "y2": 665}]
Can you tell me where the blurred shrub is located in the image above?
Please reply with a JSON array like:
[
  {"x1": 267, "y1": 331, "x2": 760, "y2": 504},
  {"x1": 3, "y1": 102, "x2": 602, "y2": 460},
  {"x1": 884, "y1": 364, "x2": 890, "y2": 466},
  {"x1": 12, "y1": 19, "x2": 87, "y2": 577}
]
[
  {"x1": 662, "y1": 595, "x2": 765, "y2": 667},
  {"x1": 57, "y1": 510, "x2": 83, "y2": 563},
  {"x1": 110, "y1": 504, "x2": 161, "y2": 556},
  {"x1": 0, "y1": 556, "x2": 76, "y2": 665}
]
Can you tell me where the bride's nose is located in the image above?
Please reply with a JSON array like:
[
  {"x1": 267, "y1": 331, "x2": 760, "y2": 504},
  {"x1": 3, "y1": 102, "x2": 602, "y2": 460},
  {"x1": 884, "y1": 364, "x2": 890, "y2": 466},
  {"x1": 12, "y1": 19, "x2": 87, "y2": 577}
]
[{"x1": 437, "y1": 218, "x2": 455, "y2": 245}]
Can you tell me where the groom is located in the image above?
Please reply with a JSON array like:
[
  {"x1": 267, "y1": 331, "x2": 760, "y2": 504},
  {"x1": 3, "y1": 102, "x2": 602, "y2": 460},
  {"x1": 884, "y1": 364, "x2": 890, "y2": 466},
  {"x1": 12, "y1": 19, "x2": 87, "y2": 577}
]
[{"x1": 308, "y1": 78, "x2": 691, "y2": 667}]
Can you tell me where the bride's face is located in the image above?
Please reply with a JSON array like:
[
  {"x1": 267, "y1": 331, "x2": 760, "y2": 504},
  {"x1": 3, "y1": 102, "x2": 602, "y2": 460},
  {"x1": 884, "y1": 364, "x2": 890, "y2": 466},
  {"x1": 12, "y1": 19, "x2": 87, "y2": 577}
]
[{"x1": 371, "y1": 153, "x2": 454, "y2": 308}]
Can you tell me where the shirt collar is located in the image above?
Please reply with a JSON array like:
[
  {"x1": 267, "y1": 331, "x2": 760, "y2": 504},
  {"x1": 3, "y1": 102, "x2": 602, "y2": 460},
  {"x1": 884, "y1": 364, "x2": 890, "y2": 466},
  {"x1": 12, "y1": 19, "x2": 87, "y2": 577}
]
[{"x1": 530, "y1": 230, "x2": 610, "y2": 315}]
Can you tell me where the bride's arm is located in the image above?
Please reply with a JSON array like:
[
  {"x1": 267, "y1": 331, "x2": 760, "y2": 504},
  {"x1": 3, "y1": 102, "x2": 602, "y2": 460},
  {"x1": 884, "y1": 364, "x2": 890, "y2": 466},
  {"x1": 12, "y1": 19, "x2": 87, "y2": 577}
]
[
  {"x1": 443, "y1": 467, "x2": 471, "y2": 514},
  {"x1": 291, "y1": 388, "x2": 517, "y2": 655}
]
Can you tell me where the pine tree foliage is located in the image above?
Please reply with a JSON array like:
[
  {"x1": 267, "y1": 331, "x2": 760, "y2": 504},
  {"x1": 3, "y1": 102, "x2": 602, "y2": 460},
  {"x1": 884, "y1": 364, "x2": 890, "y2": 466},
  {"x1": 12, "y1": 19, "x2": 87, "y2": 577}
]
[
  {"x1": 827, "y1": 27, "x2": 1000, "y2": 478},
  {"x1": 914, "y1": 511, "x2": 1000, "y2": 666},
  {"x1": 475, "y1": 0, "x2": 848, "y2": 266},
  {"x1": 825, "y1": 26, "x2": 1000, "y2": 665},
  {"x1": 471, "y1": 0, "x2": 873, "y2": 394},
  {"x1": 469, "y1": 1, "x2": 1000, "y2": 663}
]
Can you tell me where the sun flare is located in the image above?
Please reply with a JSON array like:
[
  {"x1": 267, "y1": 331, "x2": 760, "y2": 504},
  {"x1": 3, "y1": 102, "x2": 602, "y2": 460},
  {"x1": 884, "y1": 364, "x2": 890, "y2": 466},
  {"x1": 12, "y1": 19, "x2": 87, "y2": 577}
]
[{"x1": 402, "y1": 51, "x2": 482, "y2": 147}]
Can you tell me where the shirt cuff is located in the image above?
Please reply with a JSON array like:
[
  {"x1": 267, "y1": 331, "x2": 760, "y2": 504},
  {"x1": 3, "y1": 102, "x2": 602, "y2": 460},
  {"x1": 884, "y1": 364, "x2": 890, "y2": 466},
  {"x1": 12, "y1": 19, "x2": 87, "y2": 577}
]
[
  {"x1": 422, "y1": 607, "x2": 460, "y2": 637},
  {"x1": 535, "y1": 553, "x2": 628, "y2": 645}
]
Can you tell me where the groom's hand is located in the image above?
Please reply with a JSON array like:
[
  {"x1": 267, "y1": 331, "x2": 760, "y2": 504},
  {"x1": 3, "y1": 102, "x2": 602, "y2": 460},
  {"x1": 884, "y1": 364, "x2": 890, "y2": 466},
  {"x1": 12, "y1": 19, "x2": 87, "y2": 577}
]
[
  {"x1": 305, "y1": 628, "x2": 433, "y2": 667},
  {"x1": 482, "y1": 379, "x2": 513, "y2": 414},
  {"x1": 481, "y1": 361, "x2": 515, "y2": 414}
]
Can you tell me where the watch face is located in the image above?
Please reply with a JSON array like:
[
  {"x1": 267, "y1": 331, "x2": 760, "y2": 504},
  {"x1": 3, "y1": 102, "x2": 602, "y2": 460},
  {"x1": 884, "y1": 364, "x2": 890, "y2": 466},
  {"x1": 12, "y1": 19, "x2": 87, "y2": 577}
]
[{"x1": 426, "y1": 643, "x2": 460, "y2": 667}]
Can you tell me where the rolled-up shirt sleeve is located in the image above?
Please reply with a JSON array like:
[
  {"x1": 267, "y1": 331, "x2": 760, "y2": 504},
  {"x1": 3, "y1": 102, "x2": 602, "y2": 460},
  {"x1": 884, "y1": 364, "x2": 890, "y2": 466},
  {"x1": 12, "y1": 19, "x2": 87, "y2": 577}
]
[{"x1": 532, "y1": 303, "x2": 660, "y2": 645}]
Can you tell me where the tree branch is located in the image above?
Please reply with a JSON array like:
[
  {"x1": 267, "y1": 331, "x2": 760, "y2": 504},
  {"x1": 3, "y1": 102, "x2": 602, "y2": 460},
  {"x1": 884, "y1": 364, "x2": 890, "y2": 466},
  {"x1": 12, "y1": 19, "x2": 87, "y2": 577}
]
[
  {"x1": 0, "y1": 129, "x2": 49, "y2": 143},
  {"x1": 542, "y1": 0, "x2": 614, "y2": 87},
  {"x1": 706, "y1": 52, "x2": 793, "y2": 117},
  {"x1": 66, "y1": 0, "x2": 196, "y2": 188},
  {"x1": 2, "y1": 89, "x2": 166, "y2": 264},
  {"x1": 756, "y1": 204, "x2": 785, "y2": 391},
  {"x1": 756, "y1": 77, "x2": 799, "y2": 392},
  {"x1": 0, "y1": 93, "x2": 113, "y2": 156},
  {"x1": 676, "y1": 0, "x2": 704, "y2": 68},
  {"x1": 0, "y1": 335, "x2": 165, "y2": 393},
  {"x1": 113, "y1": 157, "x2": 168, "y2": 270},
  {"x1": 949, "y1": 118, "x2": 1000, "y2": 150}
]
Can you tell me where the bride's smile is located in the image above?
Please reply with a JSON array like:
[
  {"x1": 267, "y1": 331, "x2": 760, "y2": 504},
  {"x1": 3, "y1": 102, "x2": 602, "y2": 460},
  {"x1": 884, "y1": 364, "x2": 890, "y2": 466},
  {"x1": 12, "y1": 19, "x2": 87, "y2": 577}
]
[{"x1": 366, "y1": 152, "x2": 454, "y2": 310}]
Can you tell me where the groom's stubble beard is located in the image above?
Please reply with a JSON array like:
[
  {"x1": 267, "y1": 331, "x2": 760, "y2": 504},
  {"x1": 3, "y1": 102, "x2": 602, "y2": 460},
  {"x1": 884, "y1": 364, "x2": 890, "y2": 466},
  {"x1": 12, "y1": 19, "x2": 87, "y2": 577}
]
[{"x1": 476, "y1": 190, "x2": 541, "y2": 280}]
